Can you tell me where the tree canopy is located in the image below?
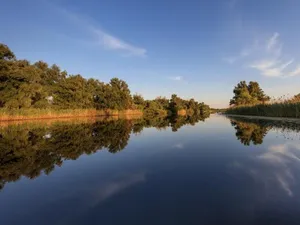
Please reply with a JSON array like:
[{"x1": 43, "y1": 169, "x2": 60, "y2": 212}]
[
  {"x1": 230, "y1": 81, "x2": 270, "y2": 106},
  {"x1": 0, "y1": 43, "x2": 210, "y2": 115}
]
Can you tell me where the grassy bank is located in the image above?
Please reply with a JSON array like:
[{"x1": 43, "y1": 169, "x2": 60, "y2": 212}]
[
  {"x1": 0, "y1": 114, "x2": 145, "y2": 128},
  {"x1": 226, "y1": 102, "x2": 300, "y2": 118},
  {"x1": 0, "y1": 109, "x2": 143, "y2": 121},
  {"x1": 0, "y1": 108, "x2": 210, "y2": 122}
]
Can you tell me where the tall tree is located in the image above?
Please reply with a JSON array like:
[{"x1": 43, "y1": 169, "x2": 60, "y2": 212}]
[
  {"x1": 230, "y1": 81, "x2": 270, "y2": 106},
  {"x1": 248, "y1": 81, "x2": 270, "y2": 103},
  {"x1": 133, "y1": 94, "x2": 145, "y2": 109}
]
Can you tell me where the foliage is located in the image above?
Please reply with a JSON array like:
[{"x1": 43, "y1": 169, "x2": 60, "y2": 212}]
[
  {"x1": 133, "y1": 94, "x2": 145, "y2": 109},
  {"x1": 0, "y1": 44, "x2": 15, "y2": 60},
  {"x1": 0, "y1": 108, "x2": 142, "y2": 121},
  {"x1": 230, "y1": 81, "x2": 270, "y2": 106},
  {"x1": 210, "y1": 108, "x2": 227, "y2": 113},
  {"x1": 135, "y1": 95, "x2": 210, "y2": 117},
  {"x1": 227, "y1": 82, "x2": 300, "y2": 118},
  {"x1": 226, "y1": 102, "x2": 300, "y2": 118},
  {"x1": 0, "y1": 43, "x2": 209, "y2": 117}
]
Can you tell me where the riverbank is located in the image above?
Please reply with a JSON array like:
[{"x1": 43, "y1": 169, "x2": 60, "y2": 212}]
[
  {"x1": 226, "y1": 114, "x2": 300, "y2": 123},
  {"x1": 0, "y1": 109, "x2": 143, "y2": 121},
  {"x1": 0, "y1": 114, "x2": 146, "y2": 128},
  {"x1": 0, "y1": 108, "x2": 211, "y2": 122},
  {"x1": 225, "y1": 102, "x2": 300, "y2": 118}
]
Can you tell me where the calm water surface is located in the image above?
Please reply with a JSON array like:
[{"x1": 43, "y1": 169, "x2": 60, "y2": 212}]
[{"x1": 1, "y1": 114, "x2": 300, "y2": 225}]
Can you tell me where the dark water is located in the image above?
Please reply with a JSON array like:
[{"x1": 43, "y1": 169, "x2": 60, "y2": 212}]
[{"x1": 1, "y1": 114, "x2": 300, "y2": 225}]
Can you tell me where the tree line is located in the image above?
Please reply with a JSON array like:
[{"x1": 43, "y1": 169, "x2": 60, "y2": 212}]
[{"x1": 0, "y1": 43, "x2": 209, "y2": 115}]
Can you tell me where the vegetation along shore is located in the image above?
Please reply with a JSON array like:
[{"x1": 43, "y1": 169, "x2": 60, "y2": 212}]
[
  {"x1": 226, "y1": 81, "x2": 300, "y2": 118},
  {"x1": 0, "y1": 43, "x2": 210, "y2": 121},
  {"x1": 2, "y1": 42, "x2": 299, "y2": 120}
]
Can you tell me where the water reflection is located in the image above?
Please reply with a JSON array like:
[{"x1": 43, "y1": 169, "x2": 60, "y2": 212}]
[
  {"x1": 225, "y1": 116, "x2": 300, "y2": 200},
  {"x1": 0, "y1": 114, "x2": 209, "y2": 190},
  {"x1": 230, "y1": 118, "x2": 269, "y2": 145},
  {"x1": 2, "y1": 115, "x2": 300, "y2": 225},
  {"x1": 230, "y1": 139, "x2": 300, "y2": 199},
  {"x1": 228, "y1": 116, "x2": 300, "y2": 146}
]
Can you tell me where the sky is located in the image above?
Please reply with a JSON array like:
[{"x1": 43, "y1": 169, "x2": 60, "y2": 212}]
[{"x1": 1, "y1": 0, "x2": 300, "y2": 108}]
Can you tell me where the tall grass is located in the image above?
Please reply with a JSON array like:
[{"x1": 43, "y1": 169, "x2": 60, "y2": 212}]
[
  {"x1": 0, "y1": 113, "x2": 144, "y2": 128},
  {"x1": 0, "y1": 108, "x2": 143, "y2": 121},
  {"x1": 226, "y1": 102, "x2": 300, "y2": 118}
]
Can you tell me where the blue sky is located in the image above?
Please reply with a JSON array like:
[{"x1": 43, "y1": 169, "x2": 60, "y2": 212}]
[{"x1": 1, "y1": 0, "x2": 300, "y2": 107}]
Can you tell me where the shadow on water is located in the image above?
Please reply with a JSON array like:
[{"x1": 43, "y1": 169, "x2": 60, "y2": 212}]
[
  {"x1": 228, "y1": 115, "x2": 300, "y2": 146},
  {"x1": 0, "y1": 114, "x2": 209, "y2": 190}
]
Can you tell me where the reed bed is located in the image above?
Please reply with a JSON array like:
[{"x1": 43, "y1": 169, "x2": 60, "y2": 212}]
[
  {"x1": 226, "y1": 102, "x2": 300, "y2": 118},
  {"x1": 0, "y1": 108, "x2": 143, "y2": 121}
]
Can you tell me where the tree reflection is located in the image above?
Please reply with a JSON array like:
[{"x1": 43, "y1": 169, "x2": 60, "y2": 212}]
[
  {"x1": 230, "y1": 120, "x2": 269, "y2": 145},
  {"x1": 0, "y1": 114, "x2": 209, "y2": 190},
  {"x1": 229, "y1": 116, "x2": 300, "y2": 146}
]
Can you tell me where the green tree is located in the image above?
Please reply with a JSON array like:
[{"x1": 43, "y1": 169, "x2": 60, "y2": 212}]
[
  {"x1": 53, "y1": 75, "x2": 94, "y2": 109},
  {"x1": 133, "y1": 94, "x2": 145, "y2": 109},
  {"x1": 0, "y1": 57, "x2": 46, "y2": 109},
  {"x1": 144, "y1": 100, "x2": 167, "y2": 116},
  {"x1": 248, "y1": 81, "x2": 270, "y2": 103},
  {"x1": 0, "y1": 44, "x2": 15, "y2": 60},
  {"x1": 230, "y1": 81, "x2": 270, "y2": 106},
  {"x1": 169, "y1": 94, "x2": 187, "y2": 113},
  {"x1": 104, "y1": 78, "x2": 133, "y2": 110}
]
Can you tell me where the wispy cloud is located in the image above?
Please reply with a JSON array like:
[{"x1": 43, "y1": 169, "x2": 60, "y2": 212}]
[
  {"x1": 266, "y1": 32, "x2": 280, "y2": 53},
  {"x1": 225, "y1": 32, "x2": 300, "y2": 78},
  {"x1": 250, "y1": 33, "x2": 300, "y2": 78},
  {"x1": 55, "y1": 5, "x2": 147, "y2": 57},
  {"x1": 168, "y1": 76, "x2": 183, "y2": 81},
  {"x1": 223, "y1": 45, "x2": 254, "y2": 64},
  {"x1": 90, "y1": 27, "x2": 147, "y2": 57},
  {"x1": 250, "y1": 59, "x2": 295, "y2": 77},
  {"x1": 289, "y1": 66, "x2": 300, "y2": 77}
]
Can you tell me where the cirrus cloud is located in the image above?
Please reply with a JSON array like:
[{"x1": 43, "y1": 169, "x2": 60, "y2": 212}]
[
  {"x1": 224, "y1": 32, "x2": 300, "y2": 78},
  {"x1": 54, "y1": 3, "x2": 147, "y2": 57},
  {"x1": 90, "y1": 27, "x2": 147, "y2": 57}
]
